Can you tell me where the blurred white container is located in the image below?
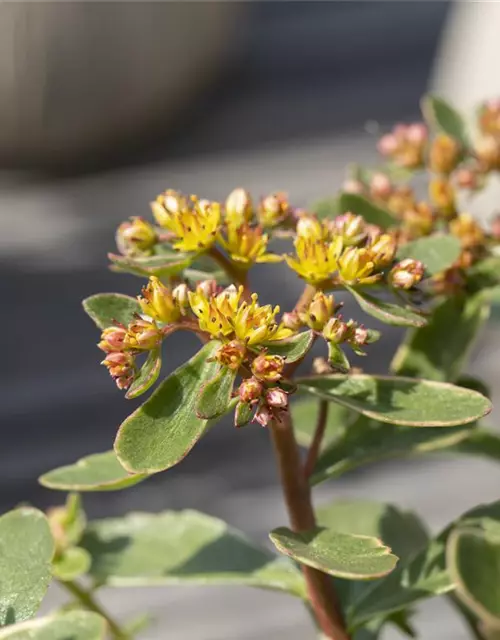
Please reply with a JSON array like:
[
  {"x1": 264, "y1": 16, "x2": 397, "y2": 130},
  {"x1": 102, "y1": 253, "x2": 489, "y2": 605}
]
[{"x1": 0, "y1": 2, "x2": 245, "y2": 168}]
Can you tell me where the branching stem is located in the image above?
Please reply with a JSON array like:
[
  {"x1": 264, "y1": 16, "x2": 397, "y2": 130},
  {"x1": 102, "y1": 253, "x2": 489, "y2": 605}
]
[{"x1": 304, "y1": 399, "x2": 329, "y2": 479}]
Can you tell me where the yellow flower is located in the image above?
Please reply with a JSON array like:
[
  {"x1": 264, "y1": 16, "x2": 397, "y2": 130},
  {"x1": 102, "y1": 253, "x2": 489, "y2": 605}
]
[
  {"x1": 429, "y1": 178, "x2": 456, "y2": 219},
  {"x1": 296, "y1": 215, "x2": 327, "y2": 241},
  {"x1": 124, "y1": 318, "x2": 162, "y2": 351},
  {"x1": 151, "y1": 189, "x2": 188, "y2": 227},
  {"x1": 232, "y1": 294, "x2": 293, "y2": 345},
  {"x1": 299, "y1": 292, "x2": 336, "y2": 331},
  {"x1": 285, "y1": 235, "x2": 342, "y2": 285},
  {"x1": 188, "y1": 284, "x2": 242, "y2": 339},
  {"x1": 218, "y1": 223, "x2": 282, "y2": 268},
  {"x1": 188, "y1": 285, "x2": 292, "y2": 345},
  {"x1": 152, "y1": 193, "x2": 221, "y2": 252},
  {"x1": 337, "y1": 247, "x2": 380, "y2": 285},
  {"x1": 138, "y1": 276, "x2": 180, "y2": 324},
  {"x1": 368, "y1": 233, "x2": 397, "y2": 268}
]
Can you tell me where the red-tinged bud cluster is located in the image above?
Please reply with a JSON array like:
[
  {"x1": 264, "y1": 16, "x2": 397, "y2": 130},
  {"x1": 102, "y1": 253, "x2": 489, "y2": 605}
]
[
  {"x1": 216, "y1": 341, "x2": 247, "y2": 370},
  {"x1": 101, "y1": 351, "x2": 135, "y2": 390},
  {"x1": 378, "y1": 123, "x2": 427, "y2": 168}
]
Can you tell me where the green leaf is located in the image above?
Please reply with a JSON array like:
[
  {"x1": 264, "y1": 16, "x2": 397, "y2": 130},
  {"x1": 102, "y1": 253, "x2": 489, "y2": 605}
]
[
  {"x1": 115, "y1": 342, "x2": 226, "y2": 474},
  {"x1": 468, "y1": 257, "x2": 500, "y2": 292},
  {"x1": 125, "y1": 348, "x2": 162, "y2": 399},
  {"x1": 0, "y1": 611, "x2": 106, "y2": 640},
  {"x1": 448, "y1": 527, "x2": 500, "y2": 628},
  {"x1": 291, "y1": 397, "x2": 354, "y2": 449},
  {"x1": 316, "y1": 500, "x2": 428, "y2": 561},
  {"x1": 196, "y1": 367, "x2": 236, "y2": 419},
  {"x1": 349, "y1": 538, "x2": 452, "y2": 628},
  {"x1": 108, "y1": 252, "x2": 192, "y2": 278},
  {"x1": 310, "y1": 197, "x2": 342, "y2": 220},
  {"x1": 82, "y1": 294, "x2": 140, "y2": 330},
  {"x1": 0, "y1": 508, "x2": 54, "y2": 624},
  {"x1": 39, "y1": 451, "x2": 147, "y2": 492},
  {"x1": 52, "y1": 547, "x2": 91, "y2": 582},
  {"x1": 81, "y1": 510, "x2": 306, "y2": 597},
  {"x1": 350, "y1": 500, "x2": 500, "y2": 628},
  {"x1": 396, "y1": 235, "x2": 462, "y2": 277},
  {"x1": 269, "y1": 527, "x2": 398, "y2": 580},
  {"x1": 391, "y1": 294, "x2": 490, "y2": 382},
  {"x1": 448, "y1": 428, "x2": 500, "y2": 462},
  {"x1": 234, "y1": 401, "x2": 254, "y2": 428},
  {"x1": 346, "y1": 287, "x2": 426, "y2": 328},
  {"x1": 312, "y1": 415, "x2": 472, "y2": 485},
  {"x1": 298, "y1": 374, "x2": 491, "y2": 427},
  {"x1": 328, "y1": 342, "x2": 350, "y2": 372},
  {"x1": 338, "y1": 194, "x2": 395, "y2": 229},
  {"x1": 263, "y1": 331, "x2": 314, "y2": 363},
  {"x1": 422, "y1": 94, "x2": 470, "y2": 147}
]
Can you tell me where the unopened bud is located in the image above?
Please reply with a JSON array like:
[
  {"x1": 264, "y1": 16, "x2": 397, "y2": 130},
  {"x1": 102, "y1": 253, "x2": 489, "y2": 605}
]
[
  {"x1": 116, "y1": 217, "x2": 157, "y2": 255},
  {"x1": 216, "y1": 341, "x2": 246, "y2": 370},
  {"x1": 253, "y1": 405, "x2": 272, "y2": 427},
  {"x1": 449, "y1": 213, "x2": 485, "y2": 249},
  {"x1": 352, "y1": 326, "x2": 369, "y2": 347},
  {"x1": 296, "y1": 215, "x2": 324, "y2": 240},
  {"x1": 323, "y1": 317, "x2": 349, "y2": 344},
  {"x1": 172, "y1": 283, "x2": 190, "y2": 313},
  {"x1": 406, "y1": 123, "x2": 428, "y2": 144},
  {"x1": 475, "y1": 136, "x2": 500, "y2": 171},
  {"x1": 402, "y1": 202, "x2": 434, "y2": 238},
  {"x1": 299, "y1": 292, "x2": 335, "y2": 331},
  {"x1": 282, "y1": 311, "x2": 302, "y2": 331},
  {"x1": 151, "y1": 190, "x2": 187, "y2": 227},
  {"x1": 429, "y1": 134, "x2": 460, "y2": 175},
  {"x1": 125, "y1": 318, "x2": 162, "y2": 351},
  {"x1": 429, "y1": 178, "x2": 456, "y2": 218},
  {"x1": 258, "y1": 192, "x2": 289, "y2": 227},
  {"x1": 101, "y1": 351, "x2": 135, "y2": 390},
  {"x1": 266, "y1": 388, "x2": 288, "y2": 409},
  {"x1": 196, "y1": 279, "x2": 218, "y2": 298},
  {"x1": 98, "y1": 325, "x2": 127, "y2": 352},
  {"x1": 378, "y1": 133, "x2": 398, "y2": 156},
  {"x1": 251, "y1": 353, "x2": 285, "y2": 383},
  {"x1": 389, "y1": 258, "x2": 425, "y2": 290},
  {"x1": 333, "y1": 212, "x2": 366, "y2": 246},
  {"x1": 368, "y1": 233, "x2": 397, "y2": 267},
  {"x1": 238, "y1": 378, "x2": 263, "y2": 404},
  {"x1": 370, "y1": 173, "x2": 392, "y2": 200},
  {"x1": 225, "y1": 188, "x2": 253, "y2": 226}
]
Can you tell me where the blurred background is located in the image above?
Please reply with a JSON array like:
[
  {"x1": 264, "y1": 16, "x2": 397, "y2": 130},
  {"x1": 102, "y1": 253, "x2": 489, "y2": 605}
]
[{"x1": 4, "y1": 2, "x2": 500, "y2": 638}]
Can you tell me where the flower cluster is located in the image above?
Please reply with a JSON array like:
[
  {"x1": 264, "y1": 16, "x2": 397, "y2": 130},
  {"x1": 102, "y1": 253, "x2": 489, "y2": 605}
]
[
  {"x1": 284, "y1": 211, "x2": 423, "y2": 291},
  {"x1": 115, "y1": 187, "x2": 296, "y2": 268}
]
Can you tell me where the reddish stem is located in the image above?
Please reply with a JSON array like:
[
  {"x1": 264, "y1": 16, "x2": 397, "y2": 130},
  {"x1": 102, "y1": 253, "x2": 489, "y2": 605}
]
[
  {"x1": 304, "y1": 399, "x2": 329, "y2": 479},
  {"x1": 269, "y1": 413, "x2": 350, "y2": 640}
]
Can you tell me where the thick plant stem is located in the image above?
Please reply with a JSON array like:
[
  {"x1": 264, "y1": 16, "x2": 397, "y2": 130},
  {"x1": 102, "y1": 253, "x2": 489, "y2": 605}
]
[
  {"x1": 304, "y1": 399, "x2": 329, "y2": 479},
  {"x1": 270, "y1": 413, "x2": 350, "y2": 640},
  {"x1": 294, "y1": 283, "x2": 317, "y2": 314},
  {"x1": 61, "y1": 580, "x2": 129, "y2": 639}
]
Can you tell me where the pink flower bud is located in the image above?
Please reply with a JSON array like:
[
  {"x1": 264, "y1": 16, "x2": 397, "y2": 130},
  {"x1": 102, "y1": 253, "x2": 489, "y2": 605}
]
[
  {"x1": 266, "y1": 388, "x2": 288, "y2": 409},
  {"x1": 253, "y1": 405, "x2": 272, "y2": 427},
  {"x1": 251, "y1": 354, "x2": 285, "y2": 383},
  {"x1": 370, "y1": 173, "x2": 392, "y2": 199},
  {"x1": 378, "y1": 134, "x2": 398, "y2": 156},
  {"x1": 196, "y1": 279, "x2": 218, "y2": 298},
  {"x1": 406, "y1": 123, "x2": 427, "y2": 144},
  {"x1": 238, "y1": 378, "x2": 263, "y2": 404},
  {"x1": 342, "y1": 179, "x2": 365, "y2": 194},
  {"x1": 282, "y1": 311, "x2": 302, "y2": 331}
]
